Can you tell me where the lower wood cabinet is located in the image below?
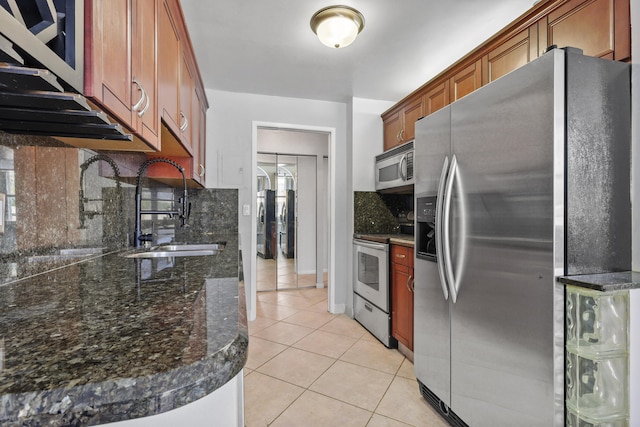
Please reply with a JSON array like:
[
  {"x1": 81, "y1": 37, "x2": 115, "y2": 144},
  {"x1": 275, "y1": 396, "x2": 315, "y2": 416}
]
[{"x1": 391, "y1": 244, "x2": 414, "y2": 351}]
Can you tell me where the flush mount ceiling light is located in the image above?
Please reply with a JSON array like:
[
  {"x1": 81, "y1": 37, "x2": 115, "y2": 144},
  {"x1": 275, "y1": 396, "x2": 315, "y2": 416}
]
[{"x1": 310, "y1": 5, "x2": 365, "y2": 49}]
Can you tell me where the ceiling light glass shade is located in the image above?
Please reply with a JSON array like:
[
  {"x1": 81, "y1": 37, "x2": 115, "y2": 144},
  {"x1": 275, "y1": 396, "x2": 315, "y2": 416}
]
[{"x1": 310, "y1": 5, "x2": 365, "y2": 49}]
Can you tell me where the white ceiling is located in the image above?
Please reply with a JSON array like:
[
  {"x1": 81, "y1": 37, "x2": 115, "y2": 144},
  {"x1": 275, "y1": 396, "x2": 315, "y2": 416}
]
[{"x1": 181, "y1": 0, "x2": 537, "y2": 104}]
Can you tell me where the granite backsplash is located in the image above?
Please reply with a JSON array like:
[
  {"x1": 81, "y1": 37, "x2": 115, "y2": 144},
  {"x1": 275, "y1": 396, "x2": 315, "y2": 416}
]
[
  {"x1": 0, "y1": 132, "x2": 238, "y2": 285},
  {"x1": 354, "y1": 191, "x2": 414, "y2": 234}
]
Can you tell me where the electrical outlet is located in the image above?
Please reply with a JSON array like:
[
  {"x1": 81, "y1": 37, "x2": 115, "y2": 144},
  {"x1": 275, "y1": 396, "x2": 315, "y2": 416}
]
[{"x1": 243, "y1": 204, "x2": 250, "y2": 216}]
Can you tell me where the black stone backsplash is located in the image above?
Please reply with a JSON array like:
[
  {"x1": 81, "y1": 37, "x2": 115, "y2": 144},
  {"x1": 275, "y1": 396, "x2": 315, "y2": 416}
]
[
  {"x1": 354, "y1": 191, "x2": 414, "y2": 234},
  {"x1": 0, "y1": 132, "x2": 238, "y2": 285}
]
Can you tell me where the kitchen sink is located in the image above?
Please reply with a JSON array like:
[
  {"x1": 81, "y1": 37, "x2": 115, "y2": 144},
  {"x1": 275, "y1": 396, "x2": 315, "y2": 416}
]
[
  {"x1": 123, "y1": 249, "x2": 217, "y2": 259},
  {"x1": 151, "y1": 243, "x2": 226, "y2": 252},
  {"x1": 26, "y1": 247, "x2": 106, "y2": 263},
  {"x1": 122, "y1": 242, "x2": 226, "y2": 259}
]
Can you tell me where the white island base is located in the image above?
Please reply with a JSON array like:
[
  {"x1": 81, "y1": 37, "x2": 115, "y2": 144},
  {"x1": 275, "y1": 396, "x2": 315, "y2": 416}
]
[{"x1": 102, "y1": 371, "x2": 244, "y2": 427}]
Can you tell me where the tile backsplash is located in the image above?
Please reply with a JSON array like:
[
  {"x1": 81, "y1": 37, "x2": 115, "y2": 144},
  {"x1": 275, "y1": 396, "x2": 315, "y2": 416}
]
[
  {"x1": 354, "y1": 191, "x2": 414, "y2": 234},
  {"x1": 0, "y1": 132, "x2": 237, "y2": 282}
]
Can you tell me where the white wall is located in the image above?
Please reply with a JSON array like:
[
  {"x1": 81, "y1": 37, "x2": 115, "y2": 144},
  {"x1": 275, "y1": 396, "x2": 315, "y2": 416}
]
[
  {"x1": 205, "y1": 90, "x2": 348, "y2": 318},
  {"x1": 341, "y1": 98, "x2": 396, "y2": 315},
  {"x1": 351, "y1": 98, "x2": 396, "y2": 191},
  {"x1": 257, "y1": 128, "x2": 328, "y2": 156}
]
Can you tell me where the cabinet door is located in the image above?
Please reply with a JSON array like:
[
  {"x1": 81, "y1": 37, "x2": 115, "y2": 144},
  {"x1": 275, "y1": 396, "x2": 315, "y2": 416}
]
[
  {"x1": 158, "y1": 0, "x2": 181, "y2": 137},
  {"x1": 544, "y1": 0, "x2": 629, "y2": 61},
  {"x1": 391, "y1": 262, "x2": 414, "y2": 350},
  {"x1": 449, "y1": 59, "x2": 482, "y2": 103},
  {"x1": 424, "y1": 80, "x2": 449, "y2": 116},
  {"x1": 383, "y1": 110, "x2": 402, "y2": 151},
  {"x1": 391, "y1": 245, "x2": 414, "y2": 350},
  {"x1": 484, "y1": 27, "x2": 537, "y2": 84},
  {"x1": 401, "y1": 97, "x2": 424, "y2": 143},
  {"x1": 192, "y1": 88, "x2": 207, "y2": 185},
  {"x1": 179, "y1": 54, "x2": 195, "y2": 151},
  {"x1": 85, "y1": 0, "x2": 133, "y2": 127},
  {"x1": 131, "y1": 0, "x2": 159, "y2": 149}
]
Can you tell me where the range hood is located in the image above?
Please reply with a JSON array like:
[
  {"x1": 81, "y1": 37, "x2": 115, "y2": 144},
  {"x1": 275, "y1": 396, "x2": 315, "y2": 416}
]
[{"x1": 0, "y1": 1, "x2": 132, "y2": 141}]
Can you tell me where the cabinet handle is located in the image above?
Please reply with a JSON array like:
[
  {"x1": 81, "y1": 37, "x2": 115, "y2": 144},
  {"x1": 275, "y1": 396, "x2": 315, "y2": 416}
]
[
  {"x1": 132, "y1": 79, "x2": 146, "y2": 112},
  {"x1": 138, "y1": 90, "x2": 150, "y2": 117},
  {"x1": 396, "y1": 254, "x2": 406, "y2": 259},
  {"x1": 406, "y1": 274, "x2": 413, "y2": 293},
  {"x1": 399, "y1": 129, "x2": 405, "y2": 141},
  {"x1": 396, "y1": 130, "x2": 401, "y2": 142},
  {"x1": 198, "y1": 163, "x2": 205, "y2": 177},
  {"x1": 179, "y1": 112, "x2": 189, "y2": 132}
]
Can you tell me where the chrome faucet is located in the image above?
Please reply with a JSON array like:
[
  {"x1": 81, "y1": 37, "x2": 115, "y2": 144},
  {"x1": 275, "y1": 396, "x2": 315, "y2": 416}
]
[{"x1": 134, "y1": 158, "x2": 189, "y2": 248}]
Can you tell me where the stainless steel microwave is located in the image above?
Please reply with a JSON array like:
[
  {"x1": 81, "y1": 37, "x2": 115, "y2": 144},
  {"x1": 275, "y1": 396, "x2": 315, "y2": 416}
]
[{"x1": 375, "y1": 140, "x2": 414, "y2": 191}]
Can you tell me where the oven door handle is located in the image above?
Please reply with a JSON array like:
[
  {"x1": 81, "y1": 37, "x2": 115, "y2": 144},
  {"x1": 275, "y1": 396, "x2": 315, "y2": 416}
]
[{"x1": 353, "y1": 239, "x2": 388, "y2": 251}]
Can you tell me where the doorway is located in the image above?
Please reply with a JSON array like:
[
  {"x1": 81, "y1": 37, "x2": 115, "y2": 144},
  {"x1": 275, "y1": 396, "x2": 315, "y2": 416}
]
[
  {"x1": 255, "y1": 127, "x2": 329, "y2": 294},
  {"x1": 256, "y1": 153, "x2": 320, "y2": 291}
]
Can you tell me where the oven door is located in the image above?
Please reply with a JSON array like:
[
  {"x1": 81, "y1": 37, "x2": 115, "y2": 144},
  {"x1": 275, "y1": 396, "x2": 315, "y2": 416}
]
[{"x1": 353, "y1": 239, "x2": 389, "y2": 312}]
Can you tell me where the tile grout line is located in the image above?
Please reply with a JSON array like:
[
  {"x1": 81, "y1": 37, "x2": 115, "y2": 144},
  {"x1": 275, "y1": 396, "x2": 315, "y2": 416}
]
[
  {"x1": 264, "y1": 304, "x2": 373, "y2": 426},
  {"x1": 249, "y1": 289, "x2": 415, "y2": 426}
]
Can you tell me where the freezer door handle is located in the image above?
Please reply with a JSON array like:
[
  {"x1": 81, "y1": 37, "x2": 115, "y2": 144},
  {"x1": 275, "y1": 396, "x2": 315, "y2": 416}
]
[
  {"x1": 435, "y1": 156, "x2": 450, "y2": 300},
  {"x1": 443, "y1": 155, "x2": 468, "y2": 304}
]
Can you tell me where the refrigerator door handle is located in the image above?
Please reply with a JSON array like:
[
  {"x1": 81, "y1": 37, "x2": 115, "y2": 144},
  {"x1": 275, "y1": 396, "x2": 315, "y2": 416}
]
[
  {"x1": 442, "y1": 155, "x2": 457, "y2": 303},
  {"x1": 435, "y1": 156, "x2": 450, "y2": 300},
  {"x1": 443, "y1": 155, "x2": 468, "y2": 304}
]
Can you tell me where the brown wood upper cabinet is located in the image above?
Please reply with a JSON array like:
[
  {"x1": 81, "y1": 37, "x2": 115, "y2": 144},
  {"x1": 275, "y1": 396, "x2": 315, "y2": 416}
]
[
  {"x1": 483, "y1": 26, "x2": 539, "y2": 85},
  {"x1": 84, "y1": 0, "x2": 159, "y2": 149},
  {"x1": 381, "y1": 0, "x2": 631, "y2": 153},
  {"x1": 158, "y1": 0, "x2": 181, "y2": 142},
  {"x1": 193, "y1": 87, "x2": 207, "y2": 184},
  {"x1": 424, "y1": 80, "x2": 449, "y2": 116},
  {"x1": 159, "y1": 0, "x2": 201, "y2": 155},
  {"x1": 382, "y1": 96, "x2": 423, "y2": 151},
  {"x1": 542, "y1": 0, "x2": 630, "y2": 61},
  {"x1": 449, "y1": 59, "x2": 482, "y2": 103},
  {"x1": 157, "y1": 0, "x2": 208, "y2": 185},
  {"x1": 155, "y1": 0, "x2": 208, "y2": 186}
]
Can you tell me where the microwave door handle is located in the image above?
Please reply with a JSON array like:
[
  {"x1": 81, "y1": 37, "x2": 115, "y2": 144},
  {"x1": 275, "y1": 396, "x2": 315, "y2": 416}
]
[
  {"x1": 399, "y1": 154, "x2": 407, "y2": 181},
  {"x1": 435, "y1": 156, "x2": 450, "y2": 301}
]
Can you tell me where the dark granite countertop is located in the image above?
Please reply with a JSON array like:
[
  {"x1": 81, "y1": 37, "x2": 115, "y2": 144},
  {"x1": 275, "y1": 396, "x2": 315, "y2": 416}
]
[
  {"x1": 558, "y1": 271, "x2": 640, "y2": 292},
  {"x1": 0, "y1": 234, "x2": 247, "y2": 426},
  {"x1": 354, "y1": 233, "x2": 415, "y2": 247}
]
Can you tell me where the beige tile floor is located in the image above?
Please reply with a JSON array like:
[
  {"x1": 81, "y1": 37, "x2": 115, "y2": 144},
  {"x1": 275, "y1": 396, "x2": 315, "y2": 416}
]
[
  {"x1": 244, "y1": 287, "x2": 450, "y2": 427},
  {"x1": 256, "y1": 255, "x2": 323, "y2": 292}
]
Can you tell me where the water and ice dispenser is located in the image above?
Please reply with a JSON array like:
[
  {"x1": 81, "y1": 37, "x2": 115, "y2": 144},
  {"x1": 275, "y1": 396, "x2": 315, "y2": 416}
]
[{"x1": 416, "y1": 196, "x2": 437, "y2": 261}]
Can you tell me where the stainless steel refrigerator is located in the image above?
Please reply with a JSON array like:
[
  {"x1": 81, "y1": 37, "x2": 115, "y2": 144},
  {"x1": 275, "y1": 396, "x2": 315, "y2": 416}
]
[
  {"x1": 257, "y1": 189, "x2": 276, "y2": 259},
  {"x1": 413, "y1": 47, "x2": 630, "y2": 427}
]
